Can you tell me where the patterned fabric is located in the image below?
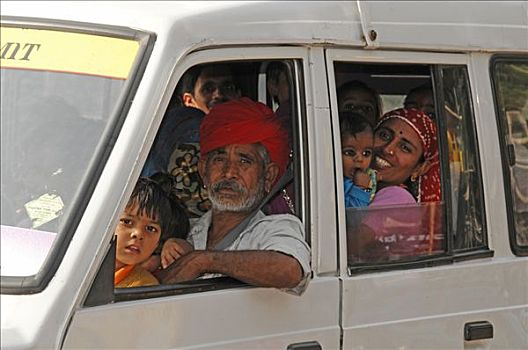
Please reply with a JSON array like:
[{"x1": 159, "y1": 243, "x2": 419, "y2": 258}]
[
  {"x1": 200, "y1": 97, "x2": 290, "y2": 180},
  {"x1": 167, "y1": 143, "x2": 211, "y2": 217},
  {"x1": 141, "y1": 106, "x2": 204, "y2": 177},
  {"x1": 141, "y1": 106, "x2": 210, "y2": 217},
  {"x1": 376, "y1": 108, "x2": 441, "y2": 203},
  {"x1": 366, "y1": 168, "x2": 378, "y2": 201},
  {"x1": 265, "y1": 181, "x2": 295, "y2": 215}
]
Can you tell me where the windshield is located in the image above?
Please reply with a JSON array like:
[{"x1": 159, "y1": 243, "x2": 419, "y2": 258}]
[{"x1": 1, "y1": 25, "x2": 143, "y2": 279}]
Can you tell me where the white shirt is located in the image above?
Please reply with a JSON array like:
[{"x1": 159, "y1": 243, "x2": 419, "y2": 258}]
[{"x1": 187, "y1": 210, "x2": 311, "y2": 295}]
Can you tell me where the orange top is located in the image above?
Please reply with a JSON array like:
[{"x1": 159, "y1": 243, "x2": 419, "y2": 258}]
[{"x1": 114, "y1": 264, "x2": 135, "y2": 285}]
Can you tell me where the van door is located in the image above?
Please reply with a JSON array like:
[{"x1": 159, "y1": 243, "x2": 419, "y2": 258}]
[
  {"x1": 62, "y1": 47, "x2": 340, "y2": 349},
  {"x1": 327, "y1": 49, "x2": 527, "y2": 349}
]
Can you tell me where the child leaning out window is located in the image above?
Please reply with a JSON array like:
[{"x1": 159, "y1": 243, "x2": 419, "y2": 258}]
[{"x1": 114, "y1": 174, "x2": 189, "y2": 288}]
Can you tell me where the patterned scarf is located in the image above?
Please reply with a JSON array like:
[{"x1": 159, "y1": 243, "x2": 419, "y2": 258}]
[{"x1": 377, "y1": 108, "x2": 441, "y2": 203}]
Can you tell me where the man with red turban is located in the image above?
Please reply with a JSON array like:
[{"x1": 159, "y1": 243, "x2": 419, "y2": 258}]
[{"x1": 160, "y1": 98, "x2": 310, "y2": 295}]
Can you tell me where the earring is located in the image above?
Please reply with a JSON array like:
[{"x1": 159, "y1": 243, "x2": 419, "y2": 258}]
[{"x1": 410, "y1": 174, "x2": 418, "y2": 182}]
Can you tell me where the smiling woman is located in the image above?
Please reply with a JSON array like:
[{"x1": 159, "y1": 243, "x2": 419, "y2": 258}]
[
  {"x1": 347, "y1": 108, "x2": 443, "y2": 262},
  {"x1": 335, "y1": 60, "x2": 490, "y2": 269},
  {"x1": 372, "y1": 108, "x2": 440, "y2": 204}
]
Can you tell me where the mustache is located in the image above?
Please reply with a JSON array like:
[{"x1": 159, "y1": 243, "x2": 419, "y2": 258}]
[{"x1": 210, "y1": 179, "x2": 246, "y2": 195}]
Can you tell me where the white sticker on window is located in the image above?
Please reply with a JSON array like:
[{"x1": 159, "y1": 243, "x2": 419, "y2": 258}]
[{"x1": 24, "y1": 193, "x2": 64, "y2": 228}]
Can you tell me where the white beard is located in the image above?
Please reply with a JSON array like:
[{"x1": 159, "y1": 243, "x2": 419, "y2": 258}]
[{"x1": 208, "y1": 178, "x2": 265, "y2": 213}]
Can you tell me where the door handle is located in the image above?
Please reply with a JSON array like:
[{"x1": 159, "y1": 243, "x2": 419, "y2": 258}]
[
  {"x1": 287, "y1": 341, "x2": 322, "y2": 350},
  {"x1": 464, "y1": 321, "x2": 493, "y2": 341}
]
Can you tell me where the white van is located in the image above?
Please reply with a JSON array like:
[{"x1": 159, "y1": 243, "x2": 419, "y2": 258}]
[{"x1": 1, "y1": 1, "x2": 527, "y2": 349}]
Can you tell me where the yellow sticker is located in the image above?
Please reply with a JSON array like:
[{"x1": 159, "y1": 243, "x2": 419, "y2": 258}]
[
  {"x1": 1, "y1": 26, "x2": 140, "y2": 79},
  {"x1": 24, "y1": 193, "x2": 65, "y2": 229}
]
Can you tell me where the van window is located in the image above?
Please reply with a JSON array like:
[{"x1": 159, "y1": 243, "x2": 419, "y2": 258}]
[
  {"x1": 0, "y1": 25, "x2": 149, "y2": 286},
  {"x1": 333, "y1": 62, "x2": 487, "y2": 269},
  {"x1": 491, "y1": 57, "x2": 528, "y2": 255},
  {"x1": 438, "y1": 66, "x2": 486, "y2": 252},
  {"x1": 111, "y1": 58, "x2": 307, "y2": 300}
]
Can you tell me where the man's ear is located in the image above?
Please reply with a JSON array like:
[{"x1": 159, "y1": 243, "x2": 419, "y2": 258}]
[
  {"x1": 198, "y1": 157, "x2": 207, "y2": 184},
  {"x1": 264, "y1": 162, "x2": 280, "y2": 193},
  {"x1": 412, "y1": 159, "x2": 433, "y2": 179},
  {"x1": 182, "y1": 92, "x2": 196, "y2": 108}
]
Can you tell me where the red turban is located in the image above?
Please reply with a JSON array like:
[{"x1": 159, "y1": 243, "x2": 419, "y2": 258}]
[
  {"x1": 377, "y1": 108, "x2": 441, "y2": 203},
  {"x1": 200, "y1": 97, "x2": 290, "y2": 179}
]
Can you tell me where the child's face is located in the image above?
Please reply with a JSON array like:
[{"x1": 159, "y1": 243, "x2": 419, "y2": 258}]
[
  {"x1": 115, "y1": 202, "x2": 162, "y2": 268},
  {"x1": 341, "y1": 130, "x2": 374, "y2": 179}
]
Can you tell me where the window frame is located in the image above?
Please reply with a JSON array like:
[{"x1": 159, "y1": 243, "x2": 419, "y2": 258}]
[
  {"x1": 490, "y1": 54, "x2": 528, "y2": 257},
  {"x1": 325, "y1": 49, "x2": 492, "y2": 277},
  {"x1": 84, "y1": 47, "x2": 313, "y2": 305},
  {"x1": 0, "y1": 16, "x2": 156, "y2": 295},
  {"x1": 435, "y1": 65, "x2": 490, "y2": 259}
]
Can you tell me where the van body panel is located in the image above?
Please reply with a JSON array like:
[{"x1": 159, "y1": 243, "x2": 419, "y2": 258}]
[
  {"x1": 1, "y1": 1, "x2": 365, "y2": 49},
  {"x1": 467, "y1": 53, "x2": 515, "y2": 258},
  {"x1": 63, "y1": 278, "x2": 340, "y2": 349},
  {"x1": 305, "y1": 47, "x2": 340, "y2": 275},
  {"x1": 327, "y1": 48, "x2": 528, "y2": 349},
  {"x1": 359, "y1": 1, "x2": 528, "y2": 52},
  {"x1": 1, "y1": 1, "x2": 527, "y2": 349},
  {"x1": 342, "y1": 259, "x2": 528, "y2": 323},
  {"x1": 343, "y1": 306, "x2": 527, "y2": 350},
  {"x1": 3, "y1": 1, "x2": 527, "y2": 53}
]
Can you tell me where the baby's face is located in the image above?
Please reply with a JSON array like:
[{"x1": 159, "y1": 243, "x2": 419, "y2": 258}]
[
  {"x1": 341, "y1": 130, "x2": 374, "y2": 179},
  {"x1": 115, "y1": 202, "x2": 161, "y2": 268}
]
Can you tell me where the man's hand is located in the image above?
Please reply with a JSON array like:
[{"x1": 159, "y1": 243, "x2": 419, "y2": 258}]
[
  {"x1": 161, "y1": 238, "x2": 194, "y2": 269},
  {"x1": 141, "y1": 254, "x2": 161, "y2": 272},
  {"x1": 159, "y1": 251, "x2": 209, "y2": 284}
]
